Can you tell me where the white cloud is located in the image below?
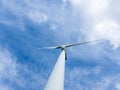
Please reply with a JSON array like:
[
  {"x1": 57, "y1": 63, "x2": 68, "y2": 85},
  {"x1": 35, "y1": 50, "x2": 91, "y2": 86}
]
[
  {"x1": 1, "y1": 0, "x2": 48, "y2": 27},
  {"x1": 0, "y1": 20, "x2": 13, "y2": 26},
  {"x1": 28, "y1": 11, "x2": 48, "y2": 24},
  {"x1": 116, "y1": 83, "x2": 120, "y2": 90},
  {"x1": 92, "y1": 78, "x2": 111, "y2": 90},
  {"x1": 69, "y1": 0, "x2": 109, "y2": 16},
  {"x1": 66, "y1": 66, "x2": 120, "y2": 90},
  {"x1": 49, "y1": 24, "x2": 57, "y2": 31},
  {"x1": 88, "y1": 20, "x2": 120, "y2": 49},
  {"x1": 69, "y1": 0, "x2": 83, "y2": 5},
  {"x1": 62, "y1": 0, "x2": 67, "y2": 3},
  {"x1": 65, "y1": 66, "x2": 102, "y2": 90},
  {"x1": 13, "y1": 64, "x2": 47, "y2": 90},
  {"x1": 0, "y1": 84, "x2": 12, "y2": 90},
  {"x1": 0, "y1": 46, "x2": 17, "y2": 90},
  {"x1": 68, "y1": 0, "x2": 120, "y2": 49},
  {"x1": 0, "y1": 46, "x2": 47, "y2": 90},
  {"x1": 91, "y1": 74, "x2": 120, "y2": 90},
  {"x1": 0, "y1": 47, "x2": 16, "y2": 79},
  {"x1": 86, "y1": 0, "x2": 108, "y2": 16}
]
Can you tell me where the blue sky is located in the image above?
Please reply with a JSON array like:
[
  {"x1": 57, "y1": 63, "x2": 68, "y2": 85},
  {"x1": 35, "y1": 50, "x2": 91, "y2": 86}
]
[{"x1": 1, "y1": 0, "x2": 120, "y2": 90}]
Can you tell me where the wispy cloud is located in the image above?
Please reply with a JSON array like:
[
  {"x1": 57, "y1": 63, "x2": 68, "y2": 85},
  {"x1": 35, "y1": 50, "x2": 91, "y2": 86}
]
[
  {"x1": 68, "y1": 0, "x2": 120, "y2": 49},
  {"x1": 0, "y1": 20, "x2": 13, "y2": 26},
  {"x1": 0, "y1": 46, "x2": 16, "y2": 90},
  {"x1": 1, "y1": 0, "x2": 120, "y2": 90},
  {"x1": 28, "y1": 11, "x2": 48, "y2": 25},
  {"x1": 65, "y1": 65, "x2": 120, "y2": 90},
  {"x1": 115, "y1": 83, "x2": 120, "y2": 90},
  {"x1": 0, "y1": 46, "x2": 47, "y2": 90}
]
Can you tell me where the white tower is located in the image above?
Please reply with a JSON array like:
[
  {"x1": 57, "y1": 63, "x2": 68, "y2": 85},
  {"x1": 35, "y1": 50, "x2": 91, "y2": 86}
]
[
  {"x1": 42, "y1": 40, "x2": 98, "y2": 90},
  {"x1": 44, "y1": 50, "x2": 65, "y2": 90}
]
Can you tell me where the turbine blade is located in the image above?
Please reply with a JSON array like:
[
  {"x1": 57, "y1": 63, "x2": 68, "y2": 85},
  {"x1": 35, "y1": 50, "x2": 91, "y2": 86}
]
[
  {"x1": 37, "y1": 46, "x2": 58, "y2": 49},
  {"x1": 37, "y1": 40, "x2": 99, "y2": 50},
  {"x1": 37, "y1": 45, "x2": 62, "y2": 49},
  {"x1": 65, "y1": 40, "x2": 99, "y2": 48}
]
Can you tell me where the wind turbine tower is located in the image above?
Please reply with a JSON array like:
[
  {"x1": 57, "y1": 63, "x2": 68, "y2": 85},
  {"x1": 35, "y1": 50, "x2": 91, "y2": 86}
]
[{"x1": 39, "y1": 40, "x2": 99, "y2": 90}]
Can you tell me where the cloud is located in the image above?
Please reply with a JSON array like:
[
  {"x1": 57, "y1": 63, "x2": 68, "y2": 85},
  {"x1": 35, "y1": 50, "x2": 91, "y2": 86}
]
[
  {"x1": 49, "y1": 24, "x2": 57, "y2": 31},
  {"x1": 0, "y1": 46, "x2": 16, "y2": 79},
  {"x1": 68, "y1": 0, "x2": 120, "y2": 49},
  {"x1": 69, "y1": 0, "x2": 83, "y2": 5},
  {"x1": 13, "y1": 64, "x2": 47, "y2": 90},
  {"x1": 1, "y1": 0, "x2": 48, "y2": 28},
  {"x1": 0, "y1": 46, "x2": 47, "y2": 90},
  {"x1": 2, "y1": 0, "x2": 120, "y2": 50},
  {"x1": 65, "y1": 66, "x2": 102, "y2": 90},
  {"x1": 92, "y1": 75, "x2": 120, "y2": 90},
  {"x1": 116, "y1": 83, "x2": 120, "y2": 90},
  {"x1": 0, "y1": 84, "x2": 12, "y2": 90},
  {"x1": 1, "y1": 0, "x2": 120, "y2": 90},
  {"x1": 88, "y1": 20, "x2": 120, "y2": 49},
  {"x1": 65, "y1": 65, "x2": 120, "y2": 90},
  {"x1": 28, "y1": 11, "x2": 48, "y2": 25},
  {"x1": 0, "y1": 46, "x2": 16, "y2": 90},
  {"x1": 0, "y1": 20, "x2": 13, "y2": 26},
  {"x1": 92, "y1": 77, "x2": 111, "y2": 90}
]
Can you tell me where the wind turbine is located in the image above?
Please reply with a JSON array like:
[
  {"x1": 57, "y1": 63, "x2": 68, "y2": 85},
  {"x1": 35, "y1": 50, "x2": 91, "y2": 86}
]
[
  {"x1": 40, "y1": 40, "x2": 99, "y2": 90},
  {"x1": 38, "y1": 40, "x2": 99, "y2": 60}
]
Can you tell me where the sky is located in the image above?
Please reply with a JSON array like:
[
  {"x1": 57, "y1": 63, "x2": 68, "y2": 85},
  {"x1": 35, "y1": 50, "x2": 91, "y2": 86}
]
[{"x1": 0, "y1": 0, "x2": 120, "y2": 90}]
